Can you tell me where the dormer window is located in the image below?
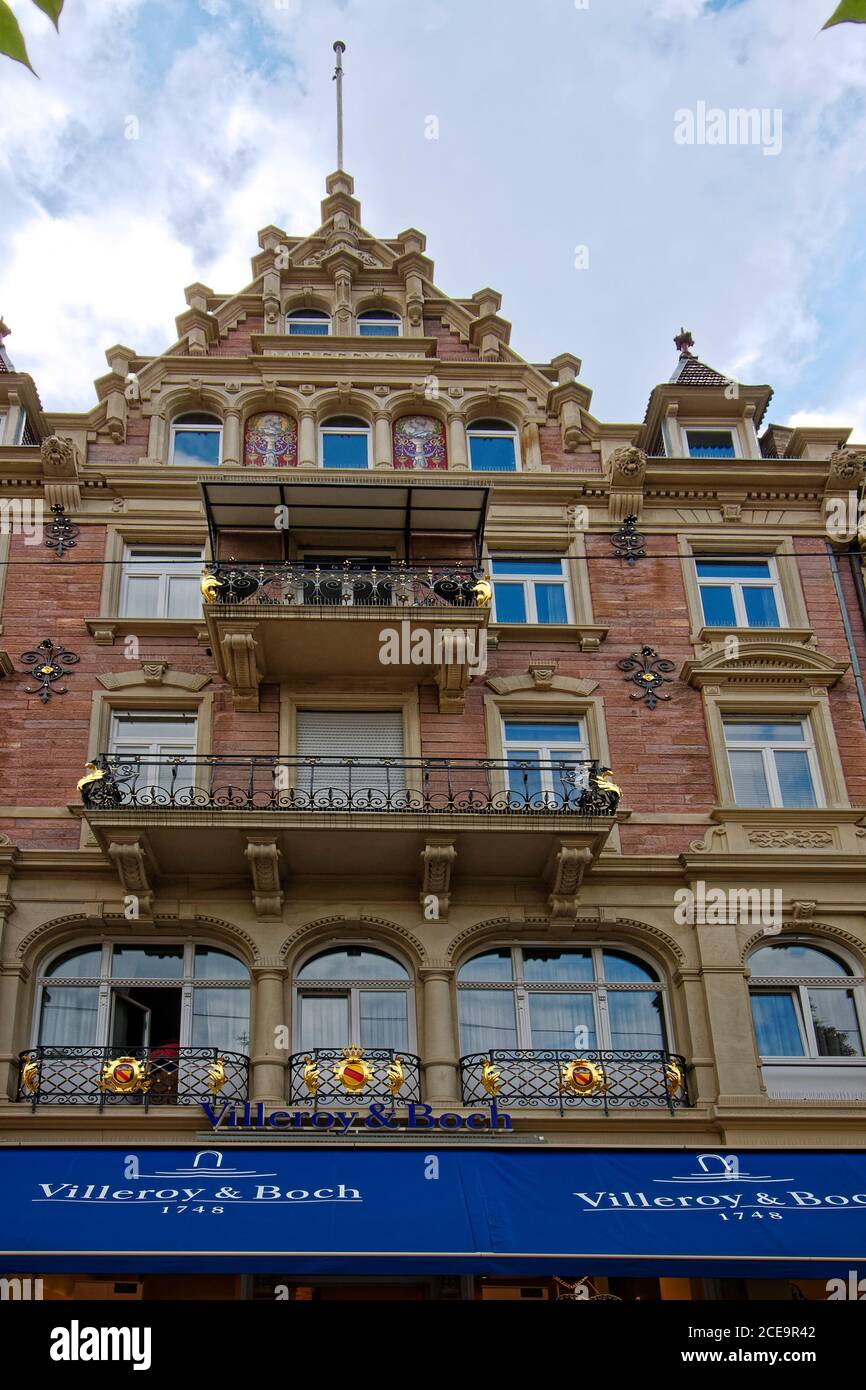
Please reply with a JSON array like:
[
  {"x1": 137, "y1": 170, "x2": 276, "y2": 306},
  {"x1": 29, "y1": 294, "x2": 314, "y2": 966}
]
[
  {"x1": 685, "y1": 428, "x2": 737, "y2": 459},
  {"x1": 468, "y1": 419, "x2": 519, "y2": 472},
  {"x1": 357, "y1": 309, "x2": 401, "y2": 338},
  {"x1": 170, "y1": 412, "x2": 222, "y2": 467},
  {"x1": 286, "y1": 308, "x2": 331, "y2": 336}
]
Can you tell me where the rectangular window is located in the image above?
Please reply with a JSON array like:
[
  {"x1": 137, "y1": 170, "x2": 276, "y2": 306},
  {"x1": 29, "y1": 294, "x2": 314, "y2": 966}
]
[
  {"x1": 491, "y1": 558, "x2": 571, "y2": 624},
  {"x1": 723, "y1": 718, "x2": 821, "y2": 808},
  {"x1": 170, "y1": 424, "x2": 222, "y2": 467},
  {"x1": 685, "y1": 429, "x2": 736, "y2": 458},
  {"x1": 108, "y1": 712, "x2": 198, "y2": 796},
  {"x1": 119, "y1": 547, "x2": 204, "y2": 619},
  {"x1": 502, "y1": 719, "x2": 590, "y2": 807},
  {"x1": 321, "y1": 428, "x2": 370, "y2": 469},
  {"x1": 468, "y1": 432, "x2": 517, "y2": 472},
  {"x1": 695, "y1": 557, "x2": 783, "y2": 628},
  {"x1": 295, "y1": 710, "x2": 405, "y2": 799}
]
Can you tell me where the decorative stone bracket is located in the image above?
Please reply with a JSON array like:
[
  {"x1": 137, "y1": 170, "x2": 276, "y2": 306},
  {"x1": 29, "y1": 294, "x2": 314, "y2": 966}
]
[
  {"x1": 607, "y1": 445, "x2": 647, "y2": 522},
  {"x1": 544, "y1": 840, "x2": 593, "y2": 920},
  {"x1": 107, "y1": 834, "x2": 158, "y2": 916},
  {"x1": 244, "y1": 837, "x2": 284, "y2": 919},
  {"x1": 40, "y1": 435, "x2": 82, "y2": 511},
  {"x1": 218, "y1": 624, "x2": 263, "y2": 712},
  {"x1": 420, "y1": 836, "x2": 457, "y2": 919}
]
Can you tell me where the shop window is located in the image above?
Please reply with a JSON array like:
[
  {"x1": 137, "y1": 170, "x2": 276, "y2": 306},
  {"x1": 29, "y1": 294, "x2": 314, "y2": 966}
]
[
  {"x1": 170, "y1": 412, "x2": 222, "y2": 467},
  {"x1": 119, "y1": 547, "x2": 204, "y2": 619},
  {"x1": 695, "y1": 556, "x2": 783, "y2": 628},
  {"x1": 491, "y1": 557, "x2": 571, "y2": 624},
  {"x1": 392, "y1": 415, "x2": 447, "y2": 470},
  {"x1": 457, "y1": 946, "x2": 667, "y2": 1053},
  {"x1": 748, "y1": 942, "x2": 865, "y2": 1059},
  {"x1": 468, "y1": 419, "x2": 519, "y2": 472},
  {"x1": 286, "y1": 308, "x2": 331, "y2": 336},
  {"x1": 244, "y1": 412, "x2": 299, "y2": 468},
  {"x1": 357, "y1": 309, "x2": 401, "y2": 337},
  {"x1": 295, "y1": 947, "x2": 412, "y2": 1051},
  {"x1": 723, "y1": 717, "x2": 821, "y2": 808},
  {"x1": 320, "y1": 415, "x2": 371, "y2": 469}
]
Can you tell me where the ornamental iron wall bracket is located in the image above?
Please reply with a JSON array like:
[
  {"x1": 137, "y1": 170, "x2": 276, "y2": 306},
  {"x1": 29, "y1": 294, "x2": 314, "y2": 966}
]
[
  {"x1": 611, "y1": 514, "x2": 647, "y2": 566},
  {"x1": 617, "y1": 645, "x2": 675, "y2": 709},
  {"x1": 20, "y1": 639, "x2": 80, "y2": 703},
  {"x1": 44, "y1": 503, "x2": 80, "y2": 558}
]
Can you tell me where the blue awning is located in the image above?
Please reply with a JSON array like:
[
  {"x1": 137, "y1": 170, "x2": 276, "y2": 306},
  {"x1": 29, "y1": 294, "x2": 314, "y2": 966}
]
[{"x1": 2, "y1": 1146, "x2": 865, "y2": 1276}]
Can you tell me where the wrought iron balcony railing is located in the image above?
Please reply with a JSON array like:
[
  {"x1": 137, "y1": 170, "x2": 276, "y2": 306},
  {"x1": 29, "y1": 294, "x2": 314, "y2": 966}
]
[
  {"x1": 202, "y1": 559, "x2": 485, "y2": 608},
  {"x1": 17, "y1": 1046, "x2": 250, "y2": 1108},
  {"x1": 78, "y1": 754, "x2": 622, "y2": 815},
  {"x1": 288, "y1": 1048, "x2": 422, "y2": 1108},
  {"x1": 460, "y1": 1050, "x2": 689, "y2": 1115}
]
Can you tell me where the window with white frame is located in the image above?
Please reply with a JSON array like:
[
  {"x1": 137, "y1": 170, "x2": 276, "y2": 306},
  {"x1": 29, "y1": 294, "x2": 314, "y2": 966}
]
[
  {"x1": 170, "y1": 412, "x2": 222, "y2": 467},
  {"x1": 357, "y1": 309, "x2": 401, "y2": 337},
  {"x1": 491, "y1": 557, "x2": 571, "y2": 624},
  {"x1": 108, "y1": 711, "x2": 198, "y2": 797},
  {"x1": 295, "y1": 947, "x2": 412, "y2": 1051},
  {"x1": 684, "y1": 428, "x2": 737, "y2": 458},
  {"x1": 502, "y1": 719, "x2": 590, "y2": 807},
  {"x1": 748, "y1": 942, "x2": 865, "y2": 1060},
  {"x1": 695, "y1": 556, "x2": 784, "y2": 628},
  {"x1": 320, "y1": 415, "x2": 371, "y2": 470},
  {"x1": 467, "y1": 419, "x2": 519, "y2": 472},
  {"x1": 723, "y1": 717, "x2": 821, "y2": 808},
  {"x1": 35, "y1": 942, "x2": 250, "y2": 1056},
  {"x1": 286, "y1": 308, "x2": 331, "y2": 336},
  {"x1": 119, "y1": 546, "x2": 204, "y2": 619},
  {"x1": 457, "y1": 946, "x2": 668, "y2": 1054}
]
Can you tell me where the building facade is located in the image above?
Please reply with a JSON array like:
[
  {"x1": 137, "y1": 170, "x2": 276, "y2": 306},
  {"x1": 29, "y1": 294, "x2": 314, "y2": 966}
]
[{"x1": 1, "y1": 171, "x2": 866, "y2": 1302}]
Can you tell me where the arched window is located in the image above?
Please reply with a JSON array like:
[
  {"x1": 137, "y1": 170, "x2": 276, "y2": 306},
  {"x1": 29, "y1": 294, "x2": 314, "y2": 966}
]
[
  {"x1": 467, "y1": 418, "x2": 519, "y2": 472},
  {"x1": 357, "y1": 309, "x2": 401, "y2": 337},
  {"x1": 170, "y1": 411, "x2": 222, "y2": 467},
  {"x1": 320, "y1": 415, "x2": 371, "y2": 470},
  {"x1": 286, "y1": 308, "x2": 331, "y2": 336},
  {"x1": 393, "y1": 415, "x2": 447, "y2": 470},
  {"x1": 244, "y1": 411, "x2": 298, "y2": 468},
  {"x1": 35, "y1": 942, "x2": 250, "y2": 1056},
  {"x1": 748, "y1": 942, "x2": 865, "y2": 1059},
  {"x1": 457, "y1": 946, "x2": 667, "y2": 1053},
  {"x1": 295, "y1": 947, "x2": 412, "y2": 1051}
]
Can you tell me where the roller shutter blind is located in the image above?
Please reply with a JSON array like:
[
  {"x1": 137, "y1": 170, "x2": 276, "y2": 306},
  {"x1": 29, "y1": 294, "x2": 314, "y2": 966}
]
[{"x1": 295, "y1": 710, "x2": 405, "y2": 801}]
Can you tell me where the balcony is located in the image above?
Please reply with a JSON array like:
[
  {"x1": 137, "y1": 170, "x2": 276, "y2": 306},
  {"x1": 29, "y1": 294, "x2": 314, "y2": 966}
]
[
  {"x1": 78, "y1": 754, "x2": 621, "y2": 910},
  {"x1": 202, "y1": 559, "x2": 489, "y2": 710},
  {"x1": 288, "y1": 1048, "x2": 422, "y2": 1108},
  {"x1": 17, "y1": 1046, "x2": 250, "y2": 1108},
  {"x1": 459, "y1": 1050, "x2": 690, "y2": 1115}
]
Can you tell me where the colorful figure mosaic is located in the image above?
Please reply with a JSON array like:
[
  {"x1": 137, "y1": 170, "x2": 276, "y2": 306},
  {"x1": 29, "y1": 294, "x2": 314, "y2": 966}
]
[
  {"x1": 244, "y1": 412, "x2": 298, "y2": 468},
  {"x1": 393, "y1": 415, "x2": 447, "y2": 470}
]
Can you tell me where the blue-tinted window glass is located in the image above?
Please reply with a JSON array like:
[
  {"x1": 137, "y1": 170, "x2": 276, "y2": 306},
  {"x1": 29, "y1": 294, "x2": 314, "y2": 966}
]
[
  {"x1": 358, "y1": 323, "x2": 399, "y2": 337},
  {"x1": 491, "y1": 560, "x2": 564, "y2": 577},
  {"x1": 728, "y1": 750, "x2": 772, "y2": 806},
  {"x1": 751, "y1": 992, "x2": 804, "y2": 1056},
  {"x1": 528, "y1": 993, "x2": 596, "y2": 1050},
  {"x1": 111, "y1": 947, "x2": 184, "y2": 979},
  {"x1": 322, "y1": 432, "x2": 369, "y2": 469},
  {"x1": 493, "y1": 584, "x2": 527, "y2": 622},
  {"x1": 504, "y1": 721, "x2": 582, "y2": 743},
  {"x1": 523, "y1": 949, "x2": 593, "y2": 982},
  {"x1": 743, "y1": 586, "x2": 780, "y2": 627},
  {"x1": 469, "y1": 435, "x2": 516, "y2": 472},
  {"x1": 172, "y1": 430, "x2": 221, "y2": 467},
  {"x1": 607, "y1": 991, "x2": 665, "y2": 1049},
  {"x1": 774, "y1": 750, "x2": 817, "y2": 808},
  {"x1": 602, "y1": 950, "x2": 658, "y2": 984},
  {"x1": 699, "y1": 585, "x2": 737, "y2": 626},
  {"x1": 750, "y1": 944, "x2": 849, "y2": 978},
  {"x1": 459, "y1": 950, "x2": 514, "y2": 982},
  {"x1": 535, "y1": 583, "x2": 567, "y2": 623},
  {"x1": 695, "y1": 560, "x2": 771, "y2": 580},
  {"x1": 687, "y1": 431, "x2": 735, "y2": 458},
  {"x1": 458, "y1": 989, "x2": 518, "y2": 1052},
  {"x1": 194, "y1": 947, "x2": 249, "y2": 981},
  {"x1": 289, "y1": 321, "x2": 329, "y2": 336},
  {"x1": 298, "y1": 948, "x2": 407, "y2": 981},
  {"x1": 810, "y1": 989, "x2": 863, "y2": 1057},
  {"x1": 45, "y1": 946, "x2": 102, "y2": 979},
  {"x1": 724, "y1": 721, "x2": 806, "y2": 743}
]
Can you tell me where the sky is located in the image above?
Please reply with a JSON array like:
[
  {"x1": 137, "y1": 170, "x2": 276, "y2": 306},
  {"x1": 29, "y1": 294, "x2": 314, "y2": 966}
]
[{"x1": 1, "y1": 0, "x2": 865, "y2": 440}]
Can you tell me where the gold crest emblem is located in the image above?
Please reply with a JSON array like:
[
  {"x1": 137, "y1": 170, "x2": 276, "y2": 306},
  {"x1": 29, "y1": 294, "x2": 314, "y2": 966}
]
[
  {"x1": 302, "y1": 1056, "x2": 321, "y2": 1095},
  {"x1": 206, "y1": 1057, "x2": 228, "y2": 1095},
  {"x1": 333, "y1": 1045, "x2": 374, "y2": 1095},
  {"x1": 472, "y1": 575, "x2": 493, "y2": 608},
  {"x1": 665, "y1": 1058, "x2": 684, "y2": 1098},
  {"x1": 480, "y1": 1058, "x2": 502, "y2": 1098},
  {"x1": 20, "y1": 1059, "x2": 40, "y2": 1094},
  {"x1": 385, "y1": 1056, "x2": 406, "y2": 1097},
  {"x1": 97, "y1": 1056, "x2": 151, "y2": 1095},
  {"x1": 560, "y1": 1058, "x2": 609, "y2": 1097}
]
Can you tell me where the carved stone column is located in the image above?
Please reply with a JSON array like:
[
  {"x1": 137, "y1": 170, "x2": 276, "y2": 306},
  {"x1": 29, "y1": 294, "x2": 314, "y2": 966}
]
[
  {"x1": 222, "y1": 408, "x2": 242, "y2": 468},
  {"x1": 373, "y1": 412, "x2": 392, "y2": 469},
  {"x1": 298, "y1": 409, "x2": 317, "y2": 470},
  {"x1": 419, "y1": 966, "x2": 460, "y2": 1104},
  {"x1": 251, "y1": 961, "x2": 289, "y2": 1103},
  {"x1": 0, "y1": 962, "x2": 26, "y2": 1102},
  {"x1": 448, "y1": 412, "x2": 469, "y2": 471}
]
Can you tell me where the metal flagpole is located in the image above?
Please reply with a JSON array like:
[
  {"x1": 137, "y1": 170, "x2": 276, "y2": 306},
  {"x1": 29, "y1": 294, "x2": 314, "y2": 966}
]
[{"x1": 333, "y1": 41, "x2": 346, "y2": 171}]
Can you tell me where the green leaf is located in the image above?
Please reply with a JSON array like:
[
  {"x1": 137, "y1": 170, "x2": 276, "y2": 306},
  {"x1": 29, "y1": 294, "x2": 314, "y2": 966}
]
[
  {"x1": 0, "y1": 0, "x2": 35, "y2": 70},
  {"x1": 31, "y1": 0, "x2": 64, "y2": 29},
  {"x1": 824, "y1": 0, "x2": 866, "y2": 28}
]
